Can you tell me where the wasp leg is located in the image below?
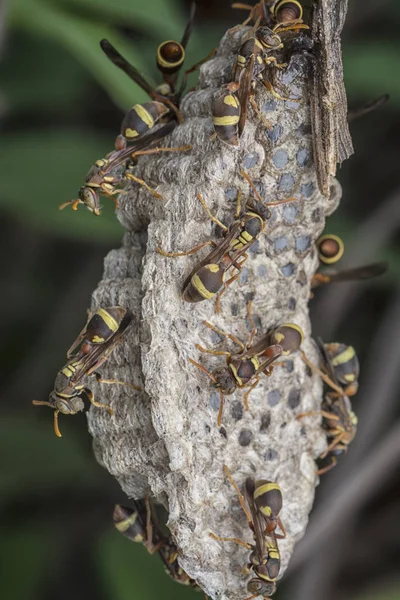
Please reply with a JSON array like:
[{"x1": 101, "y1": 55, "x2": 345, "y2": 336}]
[
  {"x1": 156, "y1": 239, "x2": 216, "y2": 258},
  {"x1": 320, "y1": 432, "x2": 346, "y2": 459},
  {"x1": 209, "y1": 532, "x2": 252, "y2": 549},
  {"x1": 249, "y1": 94, "x2": 272, "y2": 130},
  {"x1": 189, "y1": 358, "x2": 217, "y2": 383},
  {"x1": 93, "y1": 373, "x2": 141, "y2": 392},
  {"x1": 202, "y1": 321, "x2": 246, "y2": 352},
  {"x1": 143, "y1": 497, "x2": 164, "y2": 555},
  {"x1": 197, "y1": 193, "x2": 228, "y2": 231},
  {"x1": 195, "y1": 343, "x2": 232, "y2": 357},
  {"x1": 217, "y1": 390, "x2": 225, "y2": 427},
  {"x1": 124, "y1": 173, "x2": 163, "y2": 200},
  {"x1": 242, "y1": 376, "x2": 260, "y2": 411},
  {"x1": 130, "y1": 145, "x2": 192, "y2": 161},
  {"x1": 296, "y1": 410, "x2": 341, "y2": 421},
  {"x1": 215, "y1": 255, "x2": 248, "y2": 314},
  {"x1": 301, "y1": 351, "x2": 344, "y2": 395},
  {"x1": 223, "y1": 464, "x2": 254, "y2": 525},
  {"x1": 275, "y1": 516, "x2": 286, "y2": 539},
  {"x1": 264, "y1": 56, "x2": 288, "y2": 70},
  {"x1": 245, "y1": 301, "x2": 257, "y2": 349},
  {"x1": 317, "y1": 456, "x2": 338, "y2": 476},
  {"x1": 84, "y1": 388, "x2": 113, "y2": 415},
  {"x1": 311, "y1": 272, "x2": 331, "y2": 288}
]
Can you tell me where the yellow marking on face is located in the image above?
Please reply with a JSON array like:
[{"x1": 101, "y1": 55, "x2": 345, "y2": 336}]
[
  {"x1": 213, "y1": 115, "x2": 239, "y2": 126},
  {"x1": 97, "y1": 308, "x2": 120, "y2": 333},
  {"x1": 157, "y1": 41, "x2": 185, "y2": 69},
  {"x1": 237, "y1": 55, "x2": 246, "y2": 65},
  {"x1": 223, "y1": 95, "x2": 240, "y2": 108},
  {"x1": 331, "y1": 346, "x2": 355, "y2": 367},
  {"x1": 255, "y1": 38, "x2": 264, "y2": 51},
  {"x1": 191, "y1": 274, "x2": 215, "y2": 300},
  {"x1": 134, "y1": 104, "x2": 155, "y2": 129},
  {"x1": 125, "y1": 128, "x2": 140, "y2": 138}
]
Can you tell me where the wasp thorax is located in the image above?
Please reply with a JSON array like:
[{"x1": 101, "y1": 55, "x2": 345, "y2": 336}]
[
  {"x1": 212, "y1": 366, "x2": 237, "y2": 395},
  {"x1": 256, "y1": 27, "x2": 282, "y2": 50},
  {"x1": 247, "y1": 578, "x2": 276, "y2": 597},
  {"x1": 269, "y1": 323, "x2": 303, "y2": 355},
  {"x1": 274, "y1": 0, "x2": 303, "y2": 23},
  {"x1": 79, "y1": 186, "x2": 101, "y2": 215}
]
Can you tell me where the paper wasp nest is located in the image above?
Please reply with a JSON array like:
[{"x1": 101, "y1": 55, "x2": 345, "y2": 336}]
[{"x1": 88, "y1": 20, "x2": 344, "y2": 600}]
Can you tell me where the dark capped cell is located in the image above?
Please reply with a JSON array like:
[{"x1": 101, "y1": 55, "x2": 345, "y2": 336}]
[
  {"x1": 312, "y1": 207, "x2": 323, "y2": 223},
  {"x1": 296, "y1": 147, "x2": 311, "y2": 167},
  {"x1": 278, "y1": 173, "x2": 295, "y2": 192},
  {"x1": 300, "y1": 181, "x2": 315, "y2": 198},
  {"x1": 296, "y1": 269, "x2": 307, "y2": 286},
  {"x1": 264, "y1": 448, "x2": 278, "y2": 461},
  {"x1": 260, "y1": 412, "x2": 271, "y2": 431},
  {"x1": 281, "y1": 263, "x2": 295, "y2": 277},
  {"x1": 257, "y1": 264, "x2": 268, "y2": 277},
  {"x1": 295, "y1": 234, "x2": 312, "y2": 253},
  {"x1": 288, "y1": 388, "x2": 301, "y2": 409},
  {"x1": 248, "y1": 240, "x2": 260, "y2": 254},
  {"x1": 243, "y1": 152, "x2": 260, "y2": 169},
  {"x1": 287, "y1": 297, "x2": 296, "y2": 311},
  {"x1": 268, "y1": 389, "x2": 281, "y2": 407},
  {"x1": 262, "y1": 99, "x2": 278, "y2": 113},
  {"x1": 282, "y1": 203, "x2": 299, "y2": 225},
  {"x1": 265, "y1": 123, "x2": 283, "y2": 144},
  {"x1": 239, "y1": 268, "x2": 249, "y2": 284},
  {"x1": 225, "y1": 187, "x2": 238, "y2": 201},
  {"x1": 284, "y1": 360, "x2": 294, "y2": 373},
  {"x1": 239, "y1": 429, "x2": 253, "y2": 446},
  {"x1": 230, "y1": 401, "x2": 243, "y2": 421},
  {"x1": 230, "y1": 303, "x2": 239, "y2": 316},
  {"x1": 272, "y1": 149, "x2": 289, "y2": 169},
  {"x1": 210, "y1": 392, "x2": 221, "y2": 411},
  {"x1": 273, "y1": 236, "x2": 290, "y2": 252}
]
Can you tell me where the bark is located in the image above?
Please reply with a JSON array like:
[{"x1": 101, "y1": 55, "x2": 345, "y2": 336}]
[{"x1": 87, "y1": 8, "x2": 349, "y2": 599}]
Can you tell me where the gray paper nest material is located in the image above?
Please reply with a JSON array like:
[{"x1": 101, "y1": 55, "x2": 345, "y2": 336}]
[{"x1": 87, "y1": 26, "x2": 343, "y2": 600}]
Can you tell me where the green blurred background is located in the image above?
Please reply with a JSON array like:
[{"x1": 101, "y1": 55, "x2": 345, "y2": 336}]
[{"x1": 0, "y1": 0, "x2": 399, "y2": 599}]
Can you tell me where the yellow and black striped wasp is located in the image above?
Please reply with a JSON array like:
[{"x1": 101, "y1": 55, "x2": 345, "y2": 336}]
[
  {"x1": 210, "y1": 465, "x2": 285, "y2": 599},
  {"x1": 298, "y1": 338, "x2": 360, "y2": 474},
  {"x1": 113, "y1": 500, "x2": 200, "y2": 590},
  {"x1": 157, "y1": 172, "x2": 295, "y2": 309},
  {"x1": 33, "y1": 307, "x2": 141, "y2": 437},
  {"x1": 59, "y1": 121, "x2": 191, "y2": 215},
  {"x1": 213, "y1": 1, "x2": 308, "y2": 145},
  {"x1": 190, "y1": 302, "x2": 303, "y2": 425},
  {"x1": 99, "y1": 4, "x2": 198, "y2": 150}
]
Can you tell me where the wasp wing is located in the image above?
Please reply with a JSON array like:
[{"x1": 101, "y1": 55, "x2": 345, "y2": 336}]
[
  {"x1": 319, "y1": 262, "x2": 388, "y2": 285},
  {"x1": 237, "y1": 53, "x2": 255, "y2": 136},
  {"x1": 100, "y1": 39, "x2": 155, "y2": 97},
  {"x1": 245, "y1": 478, "x2": 266, "y2": 559}
]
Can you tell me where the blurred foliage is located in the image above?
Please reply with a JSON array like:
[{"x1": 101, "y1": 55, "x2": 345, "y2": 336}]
[{"x1": 0, "y1": 0, "x2": 399, "y2": 599}]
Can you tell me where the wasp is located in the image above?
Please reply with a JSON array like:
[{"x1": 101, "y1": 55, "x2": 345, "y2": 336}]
[
  {"x1": 113, "y1": 501, "x2": 199, "y2": 589},
  {"x1": 297, "y1": 339, "x2": 359, "y2": 474},
  {"x1": 33, "y1": 307, "x2": 140, "y2": 437},
  {"x1": 100, "y1": 4, "x2": 204, "y2": 150},
  {"x1": 215, "y1": 2, "x2": 308, "y2": 145},
  {"x1": 157, "y1": 172, "x2": 295, "y2": 310},
  {"x1": 59, "y1": 122, "x2": 191, "y2": 215},
  {"x1": 190, "y1": 302, "x2": 303, "y2": 425},
  {"x1": 210, "y1": 465, "x2": 284, "y2": 600}
]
